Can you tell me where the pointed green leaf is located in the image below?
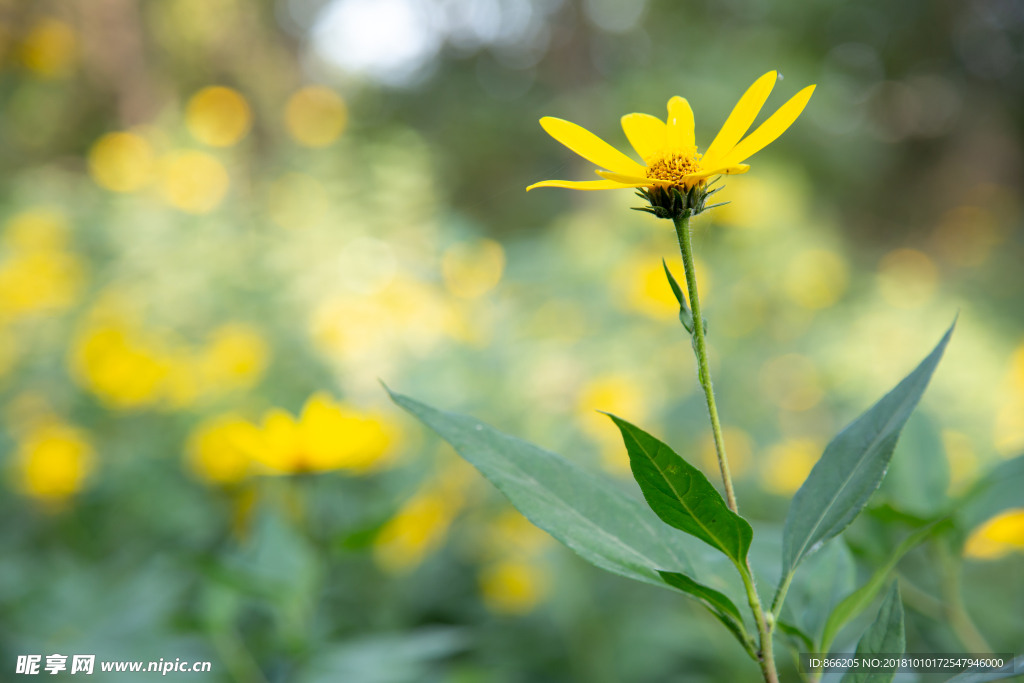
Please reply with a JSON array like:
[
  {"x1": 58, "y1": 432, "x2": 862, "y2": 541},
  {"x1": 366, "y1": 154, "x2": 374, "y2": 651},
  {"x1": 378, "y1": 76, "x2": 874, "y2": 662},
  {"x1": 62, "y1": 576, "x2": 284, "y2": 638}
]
[
  {"x1": 822, "y1": 520, "x2": 944, "y2": 653},
  {"x1": 659, "y1": 570, "x2": 753, "y2": 655},
  {"x1": 777, "y1": 619, "x2": 814, "y2": 651},
  {"x1": 942, "y1": 656, "x2": 1024, "y2": 683},
  {"x1": 782, "y1": 322, "x2": 954, "y2": 579},
  {"x1": 606, "y1": 413, "x2": 753, "y2": 565},
  {"x1": 840, "y1": 583, "x2": 905, "y2": 683},
  {"x1": 662, "y1": 259, "x2": 695, "y2": 333},
  {"x1": 386, "y1": 390, "x2": 744, "y2": 607}
]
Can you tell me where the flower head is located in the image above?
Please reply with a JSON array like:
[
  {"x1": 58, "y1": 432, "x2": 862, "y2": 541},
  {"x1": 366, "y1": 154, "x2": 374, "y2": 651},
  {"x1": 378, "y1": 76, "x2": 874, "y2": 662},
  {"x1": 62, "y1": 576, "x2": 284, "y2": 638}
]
[{"x1": 527, "y1": 71, "x2": 815, "y2": 214}]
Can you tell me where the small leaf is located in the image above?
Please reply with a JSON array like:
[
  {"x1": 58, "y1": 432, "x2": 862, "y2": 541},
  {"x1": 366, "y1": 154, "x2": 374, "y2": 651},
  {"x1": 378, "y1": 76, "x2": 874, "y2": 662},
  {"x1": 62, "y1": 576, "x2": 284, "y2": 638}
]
[
  {"x1": 840, "y1": 582, "x2": 905, "y2": 683},
  {"x1": 606, "y1": 413, "x2": 753, "y2": 566},
  {"x1": 942, "y1": 656, "x2": 1024, "y2": 683},
  {"x1": 776, "y1": 619, "x2": 814, "y2": 651},
  {"x1": 662, "y1": 259, "x2": 694, "y2": 333},
  {"x1": 659, "y1": 570, "x2": 752, "y2": 655},
  {"x1": 386, "y1": 390, "x2": 744, "y2": 607},
  {"x1": 782, "y1": 321, "x2": 954, "y2": 579},
  {"x1": 821, "y1": 520, "x2": 944, "y2": 653}
]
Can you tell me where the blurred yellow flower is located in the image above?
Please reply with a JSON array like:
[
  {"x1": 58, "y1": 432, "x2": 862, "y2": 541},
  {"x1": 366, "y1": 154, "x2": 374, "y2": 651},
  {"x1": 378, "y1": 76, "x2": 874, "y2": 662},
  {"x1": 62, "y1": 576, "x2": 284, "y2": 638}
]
[
  {"x1": 374, "y1": 490, "x2": 460, "y2": 574},
  {"x1": 88, "y1": 132, "x2": 157, "y2": 193},
  {"x1": 159, "y1": 150, "x2": 230, "y2": 214},
  {"x1": 16, "y1": 422, "x2": 94, "y2": 504},
  {"x1": 71, "y1": 324, "x2": 170, "y2": 410},
  {"x1": 759, "y1": 354, "x2": 824, "y2": 412},
  {"x1": 285, "y1": 86, "x2": 347, "y2": 148},
  {"x1": 4, "y1": 209, "x2": 70, "y2": 252},
  {"x1": 441, "y1": 239, "x2": 505, "y2": 299},
  {"x1": 186, "y1": 86, "x2": 253, "y2": 147},
  {"x1": 267, "y1": 173, "x2": 329, "y2": 229},
  {"x1": 199, "y1": 323, "x2": 269, "y2": 392},
  {"x1": 20, "y1": 19, "x2": 76, "y2": 79},
  {"x1": 784, "y1": 249, "x2": 849, "y2": 310},
  {"x1": 480, "y1": 560, "x2": 550, "y2": 615},
  {"x1": 762, "y1": 438, "x2": 821, "y2": 494},
  {"x1": 187, "y1": 415, "x2": 263, "y2": 484},
  {"x1": 613, "y1": 252, "x2": 710, "y2": 319},
  {"x1": 527, "y1": 71, "x2": 814, "y2": 193},
  {"x1": 486, "y1": 509, "x2": 553, "y2": 559},
  {"x1": 0, "y1": 213, "x2": 85, "y2": 319},
  {"x1": 251, "y1": 393, "x2": 397, "y2": 475},
  {"x1": 964, "y1": 509, "x2": 1024, "y2": 560},
  {"x1": 877, "y1": 249, "x2": 938, "y2": 309},
  {"x1": 577, "y1": 374, "x2": 650, "y2": 474}
]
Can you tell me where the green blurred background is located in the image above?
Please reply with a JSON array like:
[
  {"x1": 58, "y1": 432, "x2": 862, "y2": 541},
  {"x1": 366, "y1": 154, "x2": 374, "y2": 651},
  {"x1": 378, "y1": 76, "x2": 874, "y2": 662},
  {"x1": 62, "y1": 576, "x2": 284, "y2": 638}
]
[{"x1": 1, "y1": 0, "x2": 1023, "y2": 680}]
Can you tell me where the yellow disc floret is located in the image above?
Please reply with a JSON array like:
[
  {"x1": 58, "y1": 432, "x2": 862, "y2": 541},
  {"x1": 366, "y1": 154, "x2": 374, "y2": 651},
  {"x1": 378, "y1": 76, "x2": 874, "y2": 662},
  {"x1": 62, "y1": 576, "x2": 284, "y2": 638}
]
[{"x1": 646, "y1": 148, "x2": 703, "y2": 188}]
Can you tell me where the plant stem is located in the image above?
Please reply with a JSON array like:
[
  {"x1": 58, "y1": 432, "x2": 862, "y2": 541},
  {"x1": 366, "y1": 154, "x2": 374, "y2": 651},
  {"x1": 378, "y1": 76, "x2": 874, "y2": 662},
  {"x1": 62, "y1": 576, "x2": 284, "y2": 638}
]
[
  {"x1": 739, "y1": 563, "x2": 780, "y2": 683},
  {"x1": 937, "y1": 543, "x2": 993, "y2": 654},
  {"x1": 674, "y1": 212, "x2": 777, "y2": 683},
  {"x1": 672, "y1": 212, "x2": 738, "y2": 513}
]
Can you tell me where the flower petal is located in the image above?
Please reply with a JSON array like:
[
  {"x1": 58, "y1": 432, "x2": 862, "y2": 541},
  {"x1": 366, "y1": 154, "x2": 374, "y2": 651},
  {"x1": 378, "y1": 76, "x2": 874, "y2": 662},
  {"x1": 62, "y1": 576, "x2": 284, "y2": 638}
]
[
  {"x1": 685, "y1": 164, "x2": 750, "y2": 181},
  {"x1": 526, "y1": 179, "x2": 626, "y2": 191},
  {"x1": 621, "y1": 113, "x2": 666, "y2": 163},
  {"x1": 539, "y1": 117, "x2": 646, "y2": 175},
  {"x1": 666, "y1": 96, "x2": 695, "y2": 149},
  {"x1": 715, "y1": 85, "x2": 816, "y2": 167},
  {"x1": 595, "y1": 171, "x2": 674, "y2": 187},
  {"x1": 701, "y1": 71, "x2": 777, "y2": 168}
]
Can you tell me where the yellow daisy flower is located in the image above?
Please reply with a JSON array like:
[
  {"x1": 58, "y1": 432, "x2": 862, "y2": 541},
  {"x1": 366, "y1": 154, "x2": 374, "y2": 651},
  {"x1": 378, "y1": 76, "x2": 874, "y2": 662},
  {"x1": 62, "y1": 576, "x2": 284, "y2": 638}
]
[{"x1": 526, "y1": 71, "x2": 815, "y2": 194}]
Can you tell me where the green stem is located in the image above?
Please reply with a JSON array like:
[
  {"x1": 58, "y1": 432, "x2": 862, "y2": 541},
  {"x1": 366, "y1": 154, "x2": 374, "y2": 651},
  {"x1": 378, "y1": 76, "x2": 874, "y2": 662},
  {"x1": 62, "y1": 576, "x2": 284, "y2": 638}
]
[
  {"x1": 672, "y1": 212, "x2": 738, "y2": 513},
  {"x1": 739, "y1": 563, "x2": 780, "y2": 683},
  {"x1": 674, "y1": 212, "x2": 777, "y2": 683},
  {"x1": 937, "y1": 543, "x2": 992, "y2": 654}
]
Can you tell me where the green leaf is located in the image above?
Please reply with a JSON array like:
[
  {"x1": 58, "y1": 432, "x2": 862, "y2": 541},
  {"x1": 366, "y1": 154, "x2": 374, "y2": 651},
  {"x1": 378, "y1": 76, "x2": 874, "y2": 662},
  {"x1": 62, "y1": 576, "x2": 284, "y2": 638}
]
[
  {"x1": 782, "y1": 539, "x2": 854, "y2": 648},
  {"x1": 386, "y1": 390, "x2": 745, "y2": 615},
  {"x1": 776, "y1": 619, "x2": 814, "y2": 651},
  {"x1": 662, "y1": 259, "x2": 695, "y2": 333},
  {"x1": 942, "y1": 656, "x2": 1024, "y2": 683},
  {"x1": 782, "y1": 322, "x2": 954, "y2": 579},
  {"x1": 659, "y1": 570, "x2": 752, "y2": 656},
  {"x1": 957, "y1": 454, "x2": 1024, "y2": 536},
  {"x1": 840, "y1": 582, "x2": 905, "y2": 683},
  {"x1": 821, "y1": 520, "x2": 944, "y2": 653},
  {"x1": 605, "y1": 413, "x2": 753, "y2": 566}
]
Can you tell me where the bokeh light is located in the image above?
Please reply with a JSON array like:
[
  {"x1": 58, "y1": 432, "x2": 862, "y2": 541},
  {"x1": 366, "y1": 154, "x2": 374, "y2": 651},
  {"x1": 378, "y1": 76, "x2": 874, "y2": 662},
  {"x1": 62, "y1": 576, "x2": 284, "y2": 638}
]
[
  {"x1": 185, "y1": 86, "x2": 253, "y2": 147},
  {"x1": 285, "y1": 86, "x2": 348, "y2": 148}
]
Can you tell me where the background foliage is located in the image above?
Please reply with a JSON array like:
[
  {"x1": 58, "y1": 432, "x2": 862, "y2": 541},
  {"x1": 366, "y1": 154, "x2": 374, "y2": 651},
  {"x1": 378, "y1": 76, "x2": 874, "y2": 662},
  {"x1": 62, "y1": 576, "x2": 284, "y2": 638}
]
[{"x1": 1, "y1": 0, "x2": 1023, "y2": 681}]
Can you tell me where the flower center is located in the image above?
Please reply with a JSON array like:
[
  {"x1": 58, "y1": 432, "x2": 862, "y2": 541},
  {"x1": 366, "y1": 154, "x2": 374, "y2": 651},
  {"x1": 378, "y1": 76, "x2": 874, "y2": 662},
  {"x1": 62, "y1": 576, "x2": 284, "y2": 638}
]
[{"x1": 646, "y1": 148, "x2": 703, "y2": 187}]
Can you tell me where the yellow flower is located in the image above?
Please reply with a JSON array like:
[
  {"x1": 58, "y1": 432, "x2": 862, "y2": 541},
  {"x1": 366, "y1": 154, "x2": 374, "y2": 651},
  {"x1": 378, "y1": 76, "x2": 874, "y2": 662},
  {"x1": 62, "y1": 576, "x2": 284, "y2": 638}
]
[
  {"x1": 527, "y1": 72, "x2": 814, "y2": 193},
  {"x1": 17, "y1": 422, "x2": 95, "y2": 504},
  {"x1": 479, "y1": 560, "x2": 549, "y2": 615},
  {"x1": 964, "y1": 509, "x2": 1024, "y2": 560},
  {"x1": 251, "y1": 393, "x2": 397, "y2": 475},
  {"x1": 186, "y1": 414, "x2": 263, "y2": 485}
]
